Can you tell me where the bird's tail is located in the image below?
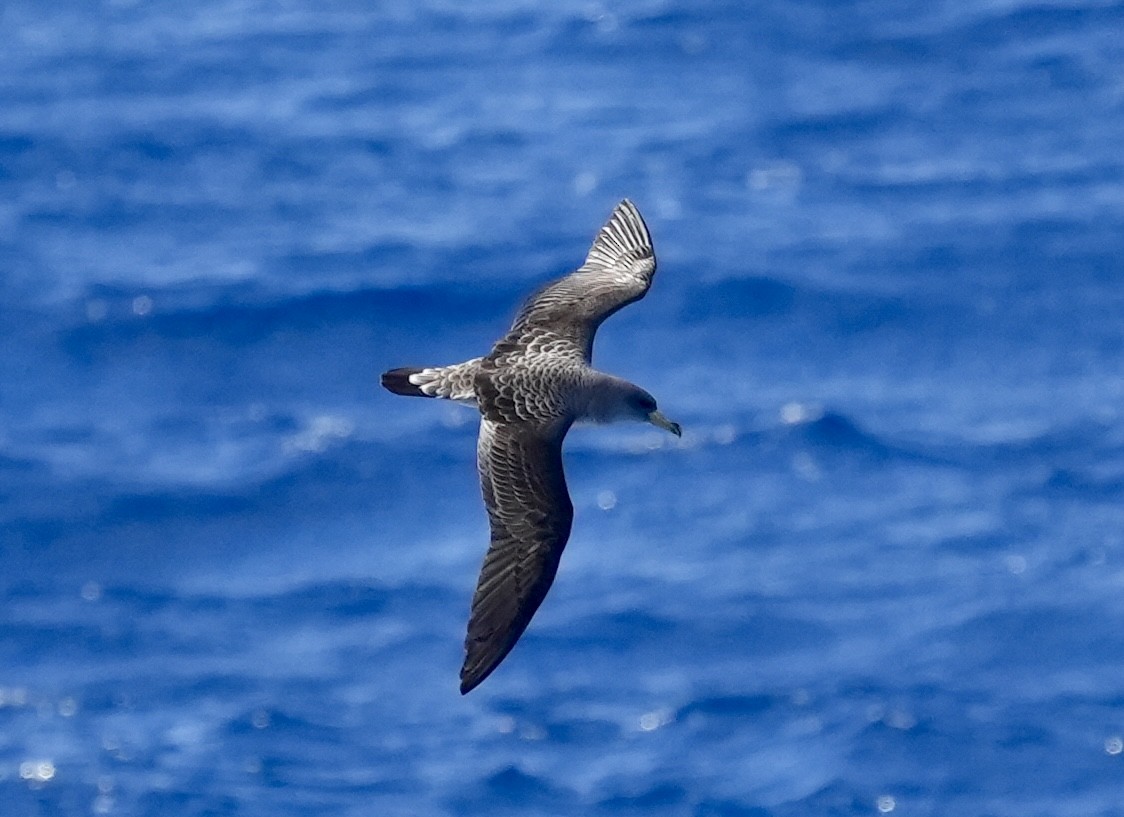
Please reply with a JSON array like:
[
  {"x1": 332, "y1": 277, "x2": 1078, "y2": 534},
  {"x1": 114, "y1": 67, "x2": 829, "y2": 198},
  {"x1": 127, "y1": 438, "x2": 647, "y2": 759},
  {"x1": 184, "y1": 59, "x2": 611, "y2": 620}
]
[
  {"x1": 381, "y1": 359, "x2": 482, "y2": 404},
  {"x1": 381, "y1": 367, "x2": 430, "y2": 398}
]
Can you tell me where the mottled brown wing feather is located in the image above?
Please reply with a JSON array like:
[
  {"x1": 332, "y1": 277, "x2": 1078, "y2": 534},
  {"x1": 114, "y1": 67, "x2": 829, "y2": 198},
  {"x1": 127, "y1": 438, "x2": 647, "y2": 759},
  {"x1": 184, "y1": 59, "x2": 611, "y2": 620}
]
[
  {"x1": 501, "y1": 199, "x2": 657, "y2": 361},
  {"x1": 460, "y1": 419, "x2": 574, "y2": 694}
]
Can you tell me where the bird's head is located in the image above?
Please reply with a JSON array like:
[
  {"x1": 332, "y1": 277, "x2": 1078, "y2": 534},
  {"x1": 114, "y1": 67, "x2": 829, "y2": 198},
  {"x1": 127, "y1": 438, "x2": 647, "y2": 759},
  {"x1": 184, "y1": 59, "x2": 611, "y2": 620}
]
[{"x1": 625, "y1": 388, "x2": 682, "y2": 438}]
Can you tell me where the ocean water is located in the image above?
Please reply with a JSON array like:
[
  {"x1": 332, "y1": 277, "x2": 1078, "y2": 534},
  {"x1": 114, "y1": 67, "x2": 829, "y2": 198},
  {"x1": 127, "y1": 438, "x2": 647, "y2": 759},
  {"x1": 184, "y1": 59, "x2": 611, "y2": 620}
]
[{"x1": 3, "y1": 1, "x2": 1124, "y2": 814}]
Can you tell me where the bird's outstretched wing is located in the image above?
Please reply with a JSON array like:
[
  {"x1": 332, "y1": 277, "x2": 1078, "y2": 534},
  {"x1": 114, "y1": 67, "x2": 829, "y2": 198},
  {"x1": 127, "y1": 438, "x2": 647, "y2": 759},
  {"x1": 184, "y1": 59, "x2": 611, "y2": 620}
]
[
  {"x1": 460, "y1": 418, "x2": 574, "y2": 694},
  {"x1": 500, "y1": 199, "x2": 657, "y2": 361}
]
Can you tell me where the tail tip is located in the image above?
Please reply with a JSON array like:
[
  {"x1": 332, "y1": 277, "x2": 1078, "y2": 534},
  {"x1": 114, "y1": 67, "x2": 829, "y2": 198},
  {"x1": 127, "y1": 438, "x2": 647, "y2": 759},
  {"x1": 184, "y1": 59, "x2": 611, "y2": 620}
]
[{"x1": 381, "y1": 367, "x2": 425, "y2": 397}]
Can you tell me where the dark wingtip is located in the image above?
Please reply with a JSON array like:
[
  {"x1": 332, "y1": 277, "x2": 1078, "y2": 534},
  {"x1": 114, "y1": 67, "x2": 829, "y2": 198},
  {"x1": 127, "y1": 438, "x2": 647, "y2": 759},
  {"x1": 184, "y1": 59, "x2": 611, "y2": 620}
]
[
  {"x1": 381, "y1": 367, "x2": 426, "y2": 397},
  {"x1": 459, "y1": 662, "x2": 490, "y2": 695},
  {"x1": 459, "y1": 634, "x2": 523, "y2": 695}
]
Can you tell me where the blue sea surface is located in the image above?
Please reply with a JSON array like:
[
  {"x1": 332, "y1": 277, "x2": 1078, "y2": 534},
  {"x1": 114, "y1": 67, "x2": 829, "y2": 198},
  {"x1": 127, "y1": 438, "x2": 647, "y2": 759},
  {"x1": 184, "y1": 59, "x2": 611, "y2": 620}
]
[{"x1": 3, "y1": 1, "x2": 1124, "y2": 814}]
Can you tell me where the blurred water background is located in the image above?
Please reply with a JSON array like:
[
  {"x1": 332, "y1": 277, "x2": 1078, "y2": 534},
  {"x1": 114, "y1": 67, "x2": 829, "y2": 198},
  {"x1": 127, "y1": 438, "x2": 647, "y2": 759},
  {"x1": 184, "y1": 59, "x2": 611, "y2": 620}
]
[{"x1": 3, "y1": 1, "x2": 1124, "y2": 815}]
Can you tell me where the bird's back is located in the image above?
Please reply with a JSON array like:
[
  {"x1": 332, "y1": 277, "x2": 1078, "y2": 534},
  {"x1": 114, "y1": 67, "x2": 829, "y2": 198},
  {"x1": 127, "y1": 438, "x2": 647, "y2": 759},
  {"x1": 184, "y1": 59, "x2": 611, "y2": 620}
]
[{"x1": 476, "y1": 341, "x2": 588, "y2": 430}]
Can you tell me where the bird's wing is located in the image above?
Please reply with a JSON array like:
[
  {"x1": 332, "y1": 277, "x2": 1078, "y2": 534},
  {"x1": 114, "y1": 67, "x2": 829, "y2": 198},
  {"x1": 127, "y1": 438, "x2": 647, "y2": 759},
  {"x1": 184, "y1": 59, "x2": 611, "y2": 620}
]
[
  {"x1": 500, "y1": 199, "x2": 656, "y2": 362},
  {"x1": 460, "y1": 418, "x2": 574, "y2": 694}
]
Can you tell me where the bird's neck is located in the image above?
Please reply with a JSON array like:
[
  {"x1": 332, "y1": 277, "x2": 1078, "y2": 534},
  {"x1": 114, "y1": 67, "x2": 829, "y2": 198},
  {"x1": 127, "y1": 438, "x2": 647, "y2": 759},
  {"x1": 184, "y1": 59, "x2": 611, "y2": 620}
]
[{"x1": 577, "y1": 372, "x2": 639, "y2": 424}]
